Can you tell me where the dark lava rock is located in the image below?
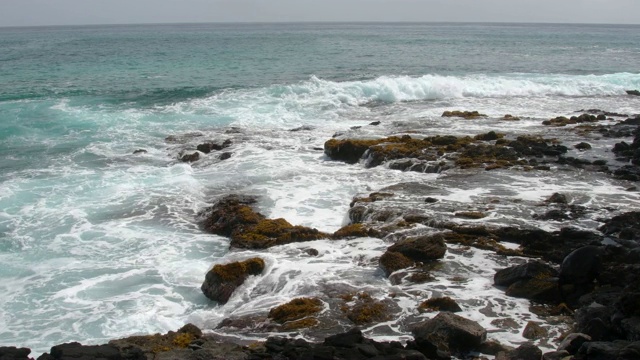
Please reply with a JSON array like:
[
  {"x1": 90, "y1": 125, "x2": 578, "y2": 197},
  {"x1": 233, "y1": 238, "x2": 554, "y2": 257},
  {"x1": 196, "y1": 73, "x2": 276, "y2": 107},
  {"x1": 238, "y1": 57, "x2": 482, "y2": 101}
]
[
  {"x1": 219, "y1": 152, "x2": 232, "y2": 160},
  {"x1": 369, "y1": 121, "x2": 381, "y2": 126},
  {"x1": 542, "y1": 350, "x2": 570, "y2": 360},
  {"x1": 324, "y1": 138, "x2": 379, "y2": 164},
  {"x1": 132, "y1": 149, "x2": 147, "y2": 154},
  {"x1": 577, "y1": 340, "x2": 632, "y2": 360},
  {"x1": 557, "y1": 333, "x2": 592, "y2": 354},
  {"x1": 268, "y1": 297, "x2": 323, "y2": 324},
  {"x1": 441, "y1": 110, "x2": 487, "y2": 119},
  {"x1": 289, "y1": 125, "x2": 315, "y2": 132},
  {"x1": 387, "y1": 234, "x2": 447, "y2": 262},
  {"x1": 498, "y1": 343, "x2": 542, "y2": 360},
  {"x1": 494, "y1": 261, "x2": 559, "y2": 303},
  {"x1": 258, "y1": 328, "x2": 427, "y2": 360},
  {"x1": 38, "y1": 342, "x2": 144, "y2": 360},
  {"x1": 424, "y1": 197, "x2": 438, "y2": 203},
  {"x1": 411, "y1": 312, "x2": 486, "y2": 359},
  {"x1": 575, "y1": 304, "x2": 617, "y2": 341},
  {"x1": 0, "y1": 347, "x2": 31, "y2": 360},
  {"x1": 341, "y1": 293, "x2": 393, "y2": 326},
  {"x1": 627, "y1": 90, "x2": 640, "y2": 96},
  {"x1": 180, "y1": 152, "x2": 200, "y2": 162},
  {"x1": 575, "y1": 142, "x2": 592, "y2": 150},
  {"x1": 201, "y1": 257, "x2": 265, "y2": 304},
  {"x1": 599, "y1": 212, "x2": 640, "y2": 241}
]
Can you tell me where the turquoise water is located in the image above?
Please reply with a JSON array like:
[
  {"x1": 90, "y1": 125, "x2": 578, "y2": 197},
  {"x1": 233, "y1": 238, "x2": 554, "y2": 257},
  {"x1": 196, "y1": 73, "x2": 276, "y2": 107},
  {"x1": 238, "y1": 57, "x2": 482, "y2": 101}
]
[{"x1": 1, "y1": 22, "x2": 640, "y2": 354}]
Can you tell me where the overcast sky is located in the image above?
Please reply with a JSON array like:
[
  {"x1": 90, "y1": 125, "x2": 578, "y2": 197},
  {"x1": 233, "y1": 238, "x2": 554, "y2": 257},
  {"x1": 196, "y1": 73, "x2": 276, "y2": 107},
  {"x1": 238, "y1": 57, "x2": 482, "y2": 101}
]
[{"x1": 1, "y1": 0, "x2": 639, "y2": 27}]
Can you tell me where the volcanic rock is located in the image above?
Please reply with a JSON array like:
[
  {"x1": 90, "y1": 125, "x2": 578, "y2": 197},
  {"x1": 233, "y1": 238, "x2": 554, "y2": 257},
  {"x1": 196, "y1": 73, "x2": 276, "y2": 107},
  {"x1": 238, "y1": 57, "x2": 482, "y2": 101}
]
[
  {"x1": 201, "y1": 257, "x2": 265, "y2": 304},
  {"x1": 411, "y1": 312, "x2": 487, "y2": 359}
]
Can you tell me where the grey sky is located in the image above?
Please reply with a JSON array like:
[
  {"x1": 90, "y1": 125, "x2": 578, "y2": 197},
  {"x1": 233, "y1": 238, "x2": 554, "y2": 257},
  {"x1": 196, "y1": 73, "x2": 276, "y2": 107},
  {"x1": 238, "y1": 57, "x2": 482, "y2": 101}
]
[{"x1": 1, "y1": 0, "x2": 638, "y2": 27}]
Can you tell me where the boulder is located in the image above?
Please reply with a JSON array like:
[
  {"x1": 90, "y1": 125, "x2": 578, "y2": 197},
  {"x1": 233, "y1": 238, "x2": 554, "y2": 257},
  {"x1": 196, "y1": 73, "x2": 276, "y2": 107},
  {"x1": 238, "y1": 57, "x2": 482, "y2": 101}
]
[
  {"x1": 627, "y1": 90, "x2": 640, "y2": 96},
  {"x1": 0, "y1": 347, "x2": 31, "y2": 360},
  {"x1": 387, "y1": 234, "x2": 447, "y2": 262},
  {"x1": 411, "y1": 312, "x2": 487, "y2": 359},
  {"x1": 180, "y1": 152, "x2": 200, "y2": 162},
  {"x1": 418, "y1": 297, "x2": 462, "y2": 313},
  {"x1": 379, "y1": 251, "x2": 415, "y2": 277},
  {"x1": 498, "y1": 343, "x2": 542, "y2": 360},
  {"x1": 494, "y1": 261, "x2": 559, "y2": 303},
  {"x1": 201, "y1": 257, "x2": 265, "y2": 304},
  {"x1": 39, "y1": 342, "x2": 145, "y2": 360},
  {"x1": 558, "y1": 333, "x2": 592, "y2": 354},
  {"x1": 522, "y1": 321, "x2": 548, "y2": 340},
  {"x1": 577, "y1": 340, "x2": 630, "y2": 360},
  {"x1": 559, "y1": 246, "x2": 602, "y2": 299},
  {"x1": 324, "y1": 138, "x2": 380, "y2": 164}
]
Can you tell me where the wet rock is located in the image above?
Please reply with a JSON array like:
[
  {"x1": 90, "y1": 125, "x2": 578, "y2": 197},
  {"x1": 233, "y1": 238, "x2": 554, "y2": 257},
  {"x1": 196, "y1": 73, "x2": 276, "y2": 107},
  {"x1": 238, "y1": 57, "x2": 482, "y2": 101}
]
[
  {"x1": 201, "y1": 257, "x2": 265, "y2": 304},
  {"x1": 0, "y1": 347, "x2": 31, "y2": 360},
  {"x1": 288, "y1": 125, "x2": 315, "y2": 132},
  {"x1": 577, "y1": 340, "x2": 630, "y2": 360},
  {"x1": 268, "y1": 297, "x2": 323, "y2": 324},
  {"x1": 132, "y1": 149, "x2": 147, "y2": 154},
  {"x1": 498, "y1": 343, "x2": 542, "y2": 360},
  {"x1": 501, "y1": 114, "x2": 520, "y2": 121},
  {"x1": 599, "y1": 212, "x2": 640, "y2": 241},
  {"x1": 199, "y1": 194, "x2": 328, "y2": 249},
  {"x1": 379, "y1": 251, "x2": 415, "y2": 277},
  {"x1": 575, "y1": 304, "x2": 616, "y2": 341},
  {"x1": 333, "y1": 223, "x2": 381, "y2": 239},
  {"x1": 305, "y1": 248, "x2": 319, "y2": 256},
  {"x1": 196, "y1": 142, "x2": 224, "y2": 153},
  {"x1": 418, "y1": 297, "x2": 462, "y2": 313},
  {"x1": 575, "y1": 142, "x2": 592, "y2": 150},
  {"x1": 542, "y1": 350, "x2": 570, "y2": 360},
  {"x1": 522, "y1": 321, "x2": 548, "y2": 340},
  {"x1": 341, "y1": 292, "x2": 393, "y2": 326},
  {"x1": 474, "y1": 131, "x2": 504, "y2": 141},
  {"x1": 180, "y1": 152, "x2": 200, "y2": 162},
  {"x1": 39, "y1": 342, "x2": 144, "y2": 360},
  {"x1": 494, "y1": 261, "x2": 559, "y2": 303},
  {"x1": 411, "y1": 312, "x2": 487, "y2": 359},
  {"x1": 454, "y1": 211, "x2": 487, "y2": 219},
  {"x1": 219, "y1": 152, "x2": 232, "y2": 160},
  {"x1": 558, "y1": 333, "x2": 592, "y2": 354},
  {"x1": 627, "y1": 90, "x2": 640, "y2": 96},
  {"x1": 441, "y1": 110, "x2": 487, "y2": 119},
  {"x1": 387, "y1": 234, "x2": 447, "y2": 262},
  {"x1": 324, "y1": 138, "x2": 380, "y2": 164},
  {"x1": 424, "y1": 197, "x2": 438, "y2": 203},
  {"x1": 369, "y1": 121, "x2": 381, "y2": 126}
]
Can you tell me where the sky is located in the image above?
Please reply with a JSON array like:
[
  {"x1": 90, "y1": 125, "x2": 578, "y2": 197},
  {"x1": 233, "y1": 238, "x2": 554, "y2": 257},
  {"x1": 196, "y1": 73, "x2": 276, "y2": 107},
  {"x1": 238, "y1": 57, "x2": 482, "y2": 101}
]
[{"x1": 0, "y1": 0, "x2": 639, "y2": 27}]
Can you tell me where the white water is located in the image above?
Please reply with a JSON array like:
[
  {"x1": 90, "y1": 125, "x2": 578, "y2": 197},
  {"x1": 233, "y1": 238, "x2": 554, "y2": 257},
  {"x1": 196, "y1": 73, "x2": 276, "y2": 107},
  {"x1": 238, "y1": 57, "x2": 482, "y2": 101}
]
[{"x1": 1, "y1": 73, "x2": 640, "y2": 355}]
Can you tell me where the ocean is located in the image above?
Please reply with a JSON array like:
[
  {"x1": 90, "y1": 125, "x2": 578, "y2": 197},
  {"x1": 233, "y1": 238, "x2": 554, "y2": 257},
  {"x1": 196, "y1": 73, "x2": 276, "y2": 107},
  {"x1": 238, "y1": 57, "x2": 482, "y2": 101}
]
[{"x1": 0, "y1": 22, "x2": 639, "y2": 355}]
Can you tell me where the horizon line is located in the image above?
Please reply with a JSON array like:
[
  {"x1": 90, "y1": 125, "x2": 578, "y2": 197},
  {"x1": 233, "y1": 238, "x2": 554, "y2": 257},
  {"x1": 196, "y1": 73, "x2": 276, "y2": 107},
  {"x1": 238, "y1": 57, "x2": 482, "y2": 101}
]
[{"x1": 2, "y1": 19, "x2": 640, "y2": 30}]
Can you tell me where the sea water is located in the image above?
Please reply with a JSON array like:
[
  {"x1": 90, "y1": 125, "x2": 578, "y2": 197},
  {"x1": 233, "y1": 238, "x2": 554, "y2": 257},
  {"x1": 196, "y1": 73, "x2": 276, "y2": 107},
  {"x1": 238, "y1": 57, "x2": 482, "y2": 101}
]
[{"x1": 1, "y1": 22, "x2": 639, "y2": 355}]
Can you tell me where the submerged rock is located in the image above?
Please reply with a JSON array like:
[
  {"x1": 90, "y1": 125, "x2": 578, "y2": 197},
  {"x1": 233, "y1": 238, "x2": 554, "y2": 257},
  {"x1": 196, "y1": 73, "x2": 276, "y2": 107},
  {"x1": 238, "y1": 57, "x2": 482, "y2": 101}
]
[
  {"x1": 201, "y1": 257, "x2": 265, "y2": 304},
  {"x1": 418, "y1": 297, "x2": 462, "y2": 313}
]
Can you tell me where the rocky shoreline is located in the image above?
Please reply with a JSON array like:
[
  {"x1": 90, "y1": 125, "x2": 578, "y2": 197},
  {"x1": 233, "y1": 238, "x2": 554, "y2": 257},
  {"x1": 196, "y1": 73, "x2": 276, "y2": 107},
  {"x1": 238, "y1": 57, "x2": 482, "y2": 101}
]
[{"x1": 3, "y1": 107, "x2": 640, "y2": 360}]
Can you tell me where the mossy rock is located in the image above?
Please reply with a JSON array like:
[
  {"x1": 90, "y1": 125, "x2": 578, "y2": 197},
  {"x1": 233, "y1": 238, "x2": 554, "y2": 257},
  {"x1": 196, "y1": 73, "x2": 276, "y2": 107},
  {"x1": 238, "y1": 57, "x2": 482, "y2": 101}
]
[
  {"x1": 419, "y1": 297, "x2": 463, "y2": 313},
  {"x1": 387, "y1": 234, "x2": 447, "y2": 262},
  {"x1": 109, "y1": 324, "x2": 202, "y2": 354},
  {"x1": 522, "y1": 321, "x2": 548, "y2": 340},
  {"x1": 474, "y1": 131, "x2": 505, "y2": 141},
  {"x1": 442, "y1": 110, "x2": 488, "y2": 119},
  {"x1": 379, "y1": 251, "x2": 415, "y2": 277},
  {"x1": 502, "y1": 114, "x2": 521, "y2": 121},
  {"x1": 324, "y1": 138, "x2": 382, "y2": 164},
  {"x1": 280, "y1": 317, "x2": 320, "y2": 330},
  {"x1": 201, "y1": 257, "x2": 266, "y2": 304},
  {"x1": 268, "y1": 297, "x2": 323, "y2": 324},
  {"x1": 341, "y1": 293, "x2": 391, "y2": 325},
  {"x1": 231, "y1": 218, "x2": 329, "y2": 249},
  {"x1": 333, "y1": 223, "x2": 381, "y2": 239}
]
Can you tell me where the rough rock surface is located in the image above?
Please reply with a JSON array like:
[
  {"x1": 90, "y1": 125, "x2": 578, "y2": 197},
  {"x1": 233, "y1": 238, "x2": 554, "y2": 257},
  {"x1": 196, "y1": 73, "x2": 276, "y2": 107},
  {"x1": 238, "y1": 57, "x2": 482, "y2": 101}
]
[
  {"x1": 201, "y1": 257, "x2": 265, "y2": 304},
  {"x1": 411, "y1": 312, "x2": 487, "y2": 359}
]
